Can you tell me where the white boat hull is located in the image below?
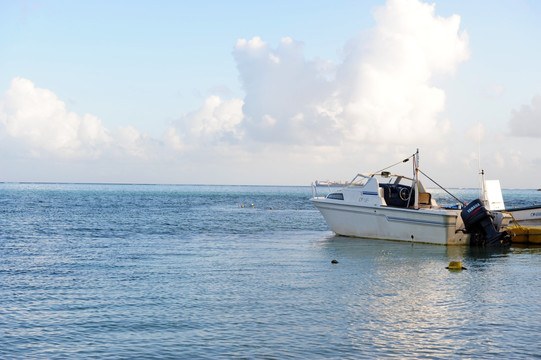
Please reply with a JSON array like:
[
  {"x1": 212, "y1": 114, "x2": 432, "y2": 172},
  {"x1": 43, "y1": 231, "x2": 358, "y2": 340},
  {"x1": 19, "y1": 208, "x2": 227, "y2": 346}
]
[
  {"x1": 311, "y1": 199, "x2": 469, "y2": 245},
  {"x1": 507, "y1": 206, "x2": 541, "y2": 226}
]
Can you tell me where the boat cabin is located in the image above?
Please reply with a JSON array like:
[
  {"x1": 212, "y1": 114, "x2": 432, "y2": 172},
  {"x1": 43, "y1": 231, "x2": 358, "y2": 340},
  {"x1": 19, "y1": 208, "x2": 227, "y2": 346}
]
[{"x1": 325, "y1": 172, "x2": 435, "y2": 209}]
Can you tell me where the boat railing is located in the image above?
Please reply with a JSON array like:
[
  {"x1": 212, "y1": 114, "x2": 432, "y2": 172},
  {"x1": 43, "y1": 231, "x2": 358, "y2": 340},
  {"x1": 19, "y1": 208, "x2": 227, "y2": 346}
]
[{"x1": 311, "y1": 183, "x2": 328, "y2": 199}]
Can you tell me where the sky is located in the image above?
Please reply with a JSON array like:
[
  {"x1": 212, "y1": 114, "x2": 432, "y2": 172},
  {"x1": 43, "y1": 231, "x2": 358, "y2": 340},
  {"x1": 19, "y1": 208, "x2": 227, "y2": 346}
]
[{"x1": 1, "y1": 0, "x2": 541, "y2": 188}]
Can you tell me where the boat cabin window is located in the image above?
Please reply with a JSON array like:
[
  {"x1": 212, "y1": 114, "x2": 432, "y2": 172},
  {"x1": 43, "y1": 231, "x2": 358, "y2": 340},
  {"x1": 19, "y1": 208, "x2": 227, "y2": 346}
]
[{"x1": 327, "y1": 193, "x2": 344, "y2": 200}]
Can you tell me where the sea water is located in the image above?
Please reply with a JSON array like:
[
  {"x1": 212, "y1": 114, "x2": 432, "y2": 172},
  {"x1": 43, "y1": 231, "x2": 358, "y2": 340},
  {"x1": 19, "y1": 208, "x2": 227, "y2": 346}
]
[{"x1": 1, "y1": 183, "x2": 540, "y2": 359}]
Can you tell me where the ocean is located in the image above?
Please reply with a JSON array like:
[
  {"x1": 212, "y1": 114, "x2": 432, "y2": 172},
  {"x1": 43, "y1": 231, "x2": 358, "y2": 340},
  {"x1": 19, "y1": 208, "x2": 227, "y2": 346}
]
[{"x1": 1, "y1": 183, "x2": 540, "y2": 359}]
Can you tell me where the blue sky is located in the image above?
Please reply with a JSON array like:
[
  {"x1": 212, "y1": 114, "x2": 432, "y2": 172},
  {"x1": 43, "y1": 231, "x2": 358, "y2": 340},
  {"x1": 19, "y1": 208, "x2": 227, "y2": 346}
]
[{"x1": 1, "y1": 0, "x2": 541, "y2": 188}]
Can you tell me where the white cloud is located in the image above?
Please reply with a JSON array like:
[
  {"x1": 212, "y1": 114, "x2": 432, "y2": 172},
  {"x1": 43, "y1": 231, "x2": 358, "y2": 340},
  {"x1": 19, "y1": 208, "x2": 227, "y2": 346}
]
[
  {"x1": 111, "y1": 126, "x2": 154, "y2": 159},
  {"x1": 337, "y1": 0, "x2": 469, "y2": 144},
  {"x1": 169, "y1": 95, "x2": 244, "y2": 147},
  {"x1": 162, "y1": 127, "x2": 187, "y2": 152},
  {"x1": 232, "y1": 0, "x2": 469, "y2": 147},
  {"x1": 0, "y1": 77, "x2": 112, "y2": 158},
  {"x1": 509, "y1": 94, "x2": 541, "y2": 137},
  {"x1": 0, "y1": 77, "x2": 155, "y2": 159},
  {"x1": 233, "y1": 35, "x2": 336, "y2": 145}
]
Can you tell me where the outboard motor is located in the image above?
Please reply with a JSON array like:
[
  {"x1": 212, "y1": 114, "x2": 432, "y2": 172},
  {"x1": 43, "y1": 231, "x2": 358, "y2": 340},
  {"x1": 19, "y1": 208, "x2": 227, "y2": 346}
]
[{"x1": 460, "y1": 199, "x2": 510, "y2": 247}]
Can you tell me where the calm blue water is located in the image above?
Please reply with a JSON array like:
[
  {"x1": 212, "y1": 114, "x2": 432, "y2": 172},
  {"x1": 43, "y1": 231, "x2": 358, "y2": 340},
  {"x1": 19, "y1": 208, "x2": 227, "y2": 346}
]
[{"x1": 1, "y1": 183, "x2": 541, "y2": 359}]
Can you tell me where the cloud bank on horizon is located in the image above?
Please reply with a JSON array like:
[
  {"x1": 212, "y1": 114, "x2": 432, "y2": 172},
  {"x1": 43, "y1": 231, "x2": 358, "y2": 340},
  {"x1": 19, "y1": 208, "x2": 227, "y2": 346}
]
[{"x1": 1, "y1": 0, "x2": 540, "y2": 186}]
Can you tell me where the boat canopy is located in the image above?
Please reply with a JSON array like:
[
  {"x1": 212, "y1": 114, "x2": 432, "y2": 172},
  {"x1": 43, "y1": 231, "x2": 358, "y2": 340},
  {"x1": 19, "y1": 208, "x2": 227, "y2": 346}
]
[{"x1": 346, "y1": 172, "x2": 429, "y2": 194}]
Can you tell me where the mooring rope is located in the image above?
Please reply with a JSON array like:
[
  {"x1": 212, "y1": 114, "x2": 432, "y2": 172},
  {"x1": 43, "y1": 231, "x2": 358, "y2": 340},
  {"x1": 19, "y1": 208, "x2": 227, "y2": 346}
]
[{"x1": 418, "y1": 169, "x2": 464, "y2": 205}]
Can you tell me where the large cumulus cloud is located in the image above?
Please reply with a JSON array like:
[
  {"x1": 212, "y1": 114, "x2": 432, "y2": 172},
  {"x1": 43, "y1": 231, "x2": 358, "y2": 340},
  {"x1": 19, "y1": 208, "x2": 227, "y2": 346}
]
[
  {"x1": 230, "y1": 0, "x2": 469, "y2": 147},
  {"x1": 233, "y1": 36, "x2": 336, "y2": 145},
  {"x1": 0, "y1": 77, "x2": 157, "y2": 159},
  {"x1": 0, "y1": 77, "x2": 112, "y2": 158}
]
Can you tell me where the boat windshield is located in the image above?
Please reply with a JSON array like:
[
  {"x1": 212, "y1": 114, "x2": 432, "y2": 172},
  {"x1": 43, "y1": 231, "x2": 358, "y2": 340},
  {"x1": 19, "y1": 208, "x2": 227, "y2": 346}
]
[{"x1": 348, "y1": 173, "x2": 414, "y2": 188}]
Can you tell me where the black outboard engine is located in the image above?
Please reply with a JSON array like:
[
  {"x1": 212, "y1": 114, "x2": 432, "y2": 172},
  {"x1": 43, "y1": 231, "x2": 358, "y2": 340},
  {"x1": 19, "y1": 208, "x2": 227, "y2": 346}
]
[{"x1": 460, "y1": 199, "x2": 510, "y2": 247}]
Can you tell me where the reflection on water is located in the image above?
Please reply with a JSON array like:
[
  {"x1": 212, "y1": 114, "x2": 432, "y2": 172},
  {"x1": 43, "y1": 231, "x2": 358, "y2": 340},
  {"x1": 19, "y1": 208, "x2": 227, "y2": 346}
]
[
  {"x1": 315, "y1": 236, "x2": 541, "y2": 358},
  {"x1": 510, "y1": 244, "x2": 541, "y2": 254}
]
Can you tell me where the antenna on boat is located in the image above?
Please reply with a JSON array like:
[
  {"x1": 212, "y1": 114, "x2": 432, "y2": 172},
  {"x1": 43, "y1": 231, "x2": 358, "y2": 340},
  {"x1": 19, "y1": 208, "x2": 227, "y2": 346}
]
[
  {"x1": 477, "y1": 121, "x2": 486, "y2": 203},
  {"x1": 480, "y1": 169, "x2": 488, "y2": 207},
  {"x1": 413, "y1": 149, "x2": 420, "y2": 209}
]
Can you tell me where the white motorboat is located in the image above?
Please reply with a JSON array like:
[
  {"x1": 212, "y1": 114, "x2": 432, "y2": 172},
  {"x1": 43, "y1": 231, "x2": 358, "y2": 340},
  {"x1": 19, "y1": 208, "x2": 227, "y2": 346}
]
[{"x1": 311, "y1": 150, "x2": 511, "y2": 246}]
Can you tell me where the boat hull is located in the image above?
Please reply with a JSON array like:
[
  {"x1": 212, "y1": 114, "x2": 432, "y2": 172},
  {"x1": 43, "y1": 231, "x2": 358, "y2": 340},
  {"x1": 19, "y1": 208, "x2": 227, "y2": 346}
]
[
  {"x1": 507, "y1": 206, "x2": 541, "y2": 226},
  {"x1": 311, "y1": 199, "x2": 468, "y2": 245}
]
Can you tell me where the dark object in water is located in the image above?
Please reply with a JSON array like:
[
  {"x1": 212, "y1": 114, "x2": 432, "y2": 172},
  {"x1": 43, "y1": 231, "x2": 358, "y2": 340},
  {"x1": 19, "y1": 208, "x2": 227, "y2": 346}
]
[{"x1": 331, "y1": 259, "x2": 339, "y2": 264}]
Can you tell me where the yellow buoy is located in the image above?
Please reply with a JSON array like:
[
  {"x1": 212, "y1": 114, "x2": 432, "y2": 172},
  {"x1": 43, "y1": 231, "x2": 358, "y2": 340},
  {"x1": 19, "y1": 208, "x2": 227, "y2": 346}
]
[{"x1": 446, "y1": 261, "x2": 466, "y2": 271}]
